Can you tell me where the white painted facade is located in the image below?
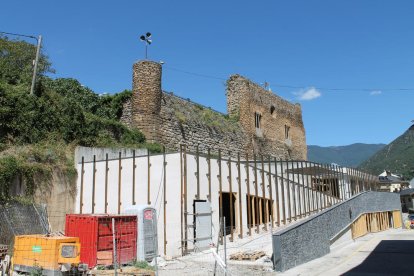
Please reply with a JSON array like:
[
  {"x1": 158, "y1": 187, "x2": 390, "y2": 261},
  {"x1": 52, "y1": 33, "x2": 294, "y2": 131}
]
[{"x1": 75, "y1": 152, "x2": 366, "y2": 257}]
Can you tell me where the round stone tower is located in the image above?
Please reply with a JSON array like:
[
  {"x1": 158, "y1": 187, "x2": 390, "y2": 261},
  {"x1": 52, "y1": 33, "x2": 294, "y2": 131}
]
[{"x1": 131, "y1": 60, "x2": 162, "y2": 142}]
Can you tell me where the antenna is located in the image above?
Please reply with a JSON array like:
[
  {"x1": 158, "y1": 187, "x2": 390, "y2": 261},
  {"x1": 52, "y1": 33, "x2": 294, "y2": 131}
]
[{"x1": 139, "y1": 32, "x2": 152, "y2": 59}]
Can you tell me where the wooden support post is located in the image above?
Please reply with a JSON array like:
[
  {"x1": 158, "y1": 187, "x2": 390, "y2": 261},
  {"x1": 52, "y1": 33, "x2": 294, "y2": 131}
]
[
  {"x1": 237, "y1": 153, "x2": 243, "y2": 239},
  {"x1": 80, "y1": 156, "x2": 84, "y2": 214},
  {"x1": 227, "y1": 152, "x2": 234, "y2": 241},
  {"x1": 183, "y1": 145, "x2": 188, "y2": 253},
  {"x1": 300, "y1": 161, "x2": 306, "y2": 216},
  {"x1": 274, "y1": 157, "x2": 280, "y2": 226},
  {"x1": 267, "y1": 156, "x2": 274, "y2": 227},
  {"x1": 180, "y1": 145, "x2": 184, "y2": 256},
  {"x1": 196, "y1": 145, "x2": 200, "y2": 199},
  {"x1": 260, "y1": 155, "x2": 268, "y2": 231},
  {"x1": 92, "y1": 155, "x2": 96, "y2": 214},
  {"x1": 163, "y1": 146, "x2": 167, "y2": 255},
  {"x1": 280, "y1": 159, "x2": 286, "y2": 224},
  {"x1": 245, "y1": 153, "x2": 252, "y2": 236},
  {"x1": 218, "y1": 149, "x2": 223, "y2": 241},
  {"x1": 286, "y1": 160, "x2": 292, "y2": 222},
  {"x1": 118, "y1": 152, "x2": 122, "y2": 214},
  {"x1": 253, "y1": 154, "x2": 260, "y2": 233},
  {"x1": 147, "y1": 151, "x2": 151, "y2": 205},
  {"x1": 105, "y1": 154, "x2": 109, "y2": 213},
  {"x1": 207, "y1": 148, "x2": 212, "y2": 201},
  {"x1": 132, "y1": 150, "x2": 136, "y2": 205}
]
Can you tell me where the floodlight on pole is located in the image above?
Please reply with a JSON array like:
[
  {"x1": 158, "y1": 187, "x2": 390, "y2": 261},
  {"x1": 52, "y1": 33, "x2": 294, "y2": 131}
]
[{"x1": 139, "y1": 32, "x2": 152, "y2": 59}]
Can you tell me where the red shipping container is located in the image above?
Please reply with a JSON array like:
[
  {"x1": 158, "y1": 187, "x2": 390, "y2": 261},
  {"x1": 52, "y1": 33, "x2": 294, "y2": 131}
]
[{"x1": 65, "y1": 214, "x2": 137, "y2": 268}]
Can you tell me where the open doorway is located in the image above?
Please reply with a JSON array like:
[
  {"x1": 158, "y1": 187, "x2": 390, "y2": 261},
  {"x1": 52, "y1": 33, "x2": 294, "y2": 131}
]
[{"x1": 220, "y1": 192, "x2": 236, "y2": 235}]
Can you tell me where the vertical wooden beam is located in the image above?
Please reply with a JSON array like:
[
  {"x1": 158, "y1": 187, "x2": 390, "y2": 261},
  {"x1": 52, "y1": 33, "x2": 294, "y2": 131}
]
[
  {"x1": 147, "y1": 150, "x2": 151, "y2": 205},
  {"x1": 132, "y1": 150, "x2": 136, "y2": 205},
  {"x1": 180, "y1": 145, "x2": 184, "y2": 256},
  {"x1": 280, "y1": 159, "x2": 286, "y2": 224},
  {"x1": 196, "y1": 145, "x2": 200, "y2": 199},
  {"x1": 295, "y1": 161, "x2": 302, "y2": 217},
  {"x1": 163, "y1": 146, "x2": 167, "y2": 255},
  {"x1": 237, "y1": 153, "x2": 243, "y2": 238},
  {"x1": 260, "y1": 155, "x2": 267, "y2": 231},
  {"x1": 80, "y1": 156, "x2": 84, "y2": 214},
  {"x1": 300, "y1": 161, "x2": 307, "y2": 216},
  {"x1": 245, "y1": 153, "x2": 252, "y2": 236},
  {"x1": 118, "y1": 152, "x2": 122, "y2": 214},
  {"x1": 207, "y1": 148, "x2": 212, "y2": 201},
  {"x1": 227, "y1": 151, "x2": 234, "y2": 241},
  {"x1": 274, "y1": 157, "x2": 280, "y2": 226},
  {"x1": 92, "y1": 155, "x2": 96, "y2": 214},
  {"x1": 253, "y1": 154, "x2": 260, "y2": 233},
  {"x1": 183, "y1": 145, "x2": 188, "y2": 253},
  {"x1": 218, "y1": 149, "x2": 223, "y2": 235},
  {"x1": 267, "y1": 156, "x2": 274, "y2": 227},
  {"x1": 286, "y1": 160, "x2": 292, "y2": 222},
  {"x1": 104, "y1": 154, "x2": 109, "y2": 213}
]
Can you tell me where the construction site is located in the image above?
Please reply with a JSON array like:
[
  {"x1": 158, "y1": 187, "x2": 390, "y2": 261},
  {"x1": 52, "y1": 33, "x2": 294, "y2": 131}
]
[{"x1": 0, "y1": 59, "x2": 404, "y2": 275}]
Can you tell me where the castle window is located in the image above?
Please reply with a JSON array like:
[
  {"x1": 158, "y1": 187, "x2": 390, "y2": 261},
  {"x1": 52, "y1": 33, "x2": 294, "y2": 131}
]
[
  {"x1": 255, "y1": 112, "x2": 262, "y2": 129},
  {"x1": 270, "y1": 105, "x2": 275, "y2": 115},
  {"x1": 285, "y1": 125, "x2": 290, "y2": 139}
]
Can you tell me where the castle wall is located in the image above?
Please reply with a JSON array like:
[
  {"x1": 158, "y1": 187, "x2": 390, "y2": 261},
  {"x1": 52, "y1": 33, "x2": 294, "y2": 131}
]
[
  {"x1": 122, "y1": 60, "x2": 307, "y2": 159},
  {"x1": 227, "y1": 75, "x2": 307, "y2": 160}
]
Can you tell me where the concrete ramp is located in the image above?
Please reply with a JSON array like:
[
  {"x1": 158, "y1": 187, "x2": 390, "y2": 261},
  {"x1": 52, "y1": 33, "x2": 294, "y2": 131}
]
[{"x1": 272, "y1": 191, "x2": 401, "y2": 272}]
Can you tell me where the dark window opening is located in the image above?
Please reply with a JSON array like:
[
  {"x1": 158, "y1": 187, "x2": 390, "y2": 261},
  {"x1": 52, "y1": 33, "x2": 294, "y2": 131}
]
[
  {"x1": 255, "y1": 112, "x2": 262, "y2": 129},
  {"x1": 220, "y1": 192, "x2": 236, "y2": 235},
  {"x1": 284, "y1": 125, "x2": 290, "y2": 139}
]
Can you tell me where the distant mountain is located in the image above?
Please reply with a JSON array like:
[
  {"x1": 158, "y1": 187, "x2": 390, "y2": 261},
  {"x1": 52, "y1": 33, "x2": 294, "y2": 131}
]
[
  {"x1": 307, "y1": 143, "x2": 386, "y2": 167},
  {"x1": 359, "y1": 125, "x2": 414, "y2": 180}
]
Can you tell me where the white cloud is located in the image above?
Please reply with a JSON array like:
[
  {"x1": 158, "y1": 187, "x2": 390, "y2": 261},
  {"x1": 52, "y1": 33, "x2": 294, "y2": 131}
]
[
  {"x1": 293, "y1": 87, "x2": 321, "y2": 101},
  {"x1": 370, "y1": 90, "x2": 382, "y2": 96}
]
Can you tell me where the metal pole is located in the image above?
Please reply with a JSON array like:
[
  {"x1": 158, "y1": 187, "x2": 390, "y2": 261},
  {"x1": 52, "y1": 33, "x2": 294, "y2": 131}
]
[
  {"x1": 180, "y1": 145, "x2": 184, "y2": 256},
  {"x1": 30, "y1": 35, "x2": 42, "y2": 95},
  {"x1": 218, "y1": 149, "x2": 223, "y2": 242},
  {"x1": 280, "y1": 160, "x2": 286, "y2": 224},
  {"x1": 227, "y1": 152, "x2": 234, "y2": 241},
  {"x1": 267, "y1": 156, "x2": 274, "y2": 227},
  {"x1": 253, "y1": 154, "x2": 259, "y2": 233}
]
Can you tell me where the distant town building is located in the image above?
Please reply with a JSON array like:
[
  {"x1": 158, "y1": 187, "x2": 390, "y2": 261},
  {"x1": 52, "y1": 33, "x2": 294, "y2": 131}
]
[{"x1": 378, "y1": 170, "x2": 409, "y2": 192}]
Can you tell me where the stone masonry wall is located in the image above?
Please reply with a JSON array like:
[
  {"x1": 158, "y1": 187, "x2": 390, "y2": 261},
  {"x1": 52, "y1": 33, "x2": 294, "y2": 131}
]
[
  {"x1": 227, "y1": 75, "x2": 307, "y2": 160},
  {"x1": 122, "y1": 60, "x2": 307, "y2": 159}
]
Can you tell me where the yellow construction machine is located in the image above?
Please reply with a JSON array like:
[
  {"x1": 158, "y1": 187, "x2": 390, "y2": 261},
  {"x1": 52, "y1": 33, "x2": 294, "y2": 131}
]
[{"x1": 6, "y1": 234, "x2": 86, "y2": 275}]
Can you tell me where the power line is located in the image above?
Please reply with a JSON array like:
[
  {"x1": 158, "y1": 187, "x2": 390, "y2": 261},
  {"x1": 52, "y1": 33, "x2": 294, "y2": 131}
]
[
  {"x1": 0, "y1": 31, "x2": 37, "y2": 40},
  {"x1": 164, "y1": 65, "x2": 414, "y2": 92}
]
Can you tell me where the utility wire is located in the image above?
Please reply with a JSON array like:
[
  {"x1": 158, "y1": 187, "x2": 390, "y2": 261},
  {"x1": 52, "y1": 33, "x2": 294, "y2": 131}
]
[
  {"x1": 164, "y1": 65, "x2": 414, "y2": 92},
  {"x1": 0, "y1": 31, "x2": 37, "y2": 40}
]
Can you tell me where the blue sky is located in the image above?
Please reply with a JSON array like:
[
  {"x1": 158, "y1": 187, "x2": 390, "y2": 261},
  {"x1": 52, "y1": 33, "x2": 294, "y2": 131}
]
[{"x1": 2, "y1": 1, "x2": 414, "y2": 146}]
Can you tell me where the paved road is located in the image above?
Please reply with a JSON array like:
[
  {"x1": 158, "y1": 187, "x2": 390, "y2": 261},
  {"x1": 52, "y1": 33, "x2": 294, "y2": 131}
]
[{"x1": 278, "y1": 228, "x2": 414, "y2": 276}]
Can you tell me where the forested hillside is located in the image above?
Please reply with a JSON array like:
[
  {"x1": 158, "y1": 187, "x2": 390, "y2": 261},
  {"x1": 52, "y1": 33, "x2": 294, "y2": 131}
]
[
  {"x1": 307, "y1": 143, "x2": 385, "y2": 167},
  {"x1": 0, "y1": 36, "x2": 159, "y2": 203},
  {"x1": 359, "y1": 125, "x2": 414, "y2": 180}
]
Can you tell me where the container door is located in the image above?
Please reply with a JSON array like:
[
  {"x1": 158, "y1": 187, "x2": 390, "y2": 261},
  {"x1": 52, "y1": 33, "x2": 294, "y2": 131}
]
[{"x1": 194, "y1": 200, "x2": 212, "y2": 250}]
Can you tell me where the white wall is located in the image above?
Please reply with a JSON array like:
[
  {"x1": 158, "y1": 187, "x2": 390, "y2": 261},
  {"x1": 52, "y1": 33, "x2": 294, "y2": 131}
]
[{"x1": 75, "y1": 152, "x2": 353, "y2": 257}]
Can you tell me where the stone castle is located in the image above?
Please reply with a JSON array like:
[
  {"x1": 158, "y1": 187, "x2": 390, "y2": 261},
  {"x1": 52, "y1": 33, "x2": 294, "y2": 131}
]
[{"x1": 121, "y1": 60, "x2": 307, "y2": 159}]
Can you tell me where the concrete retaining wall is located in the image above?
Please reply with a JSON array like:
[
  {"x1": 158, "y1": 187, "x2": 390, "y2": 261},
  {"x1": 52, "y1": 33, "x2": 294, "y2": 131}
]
[{"x1": 272, "y1": 191, "x2": 401, "y2": 272}]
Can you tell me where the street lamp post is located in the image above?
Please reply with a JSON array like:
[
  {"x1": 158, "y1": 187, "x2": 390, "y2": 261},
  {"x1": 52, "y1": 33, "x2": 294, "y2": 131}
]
[{"x1": 140, "y1": 32, "x2": 152, "y2": 59}]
